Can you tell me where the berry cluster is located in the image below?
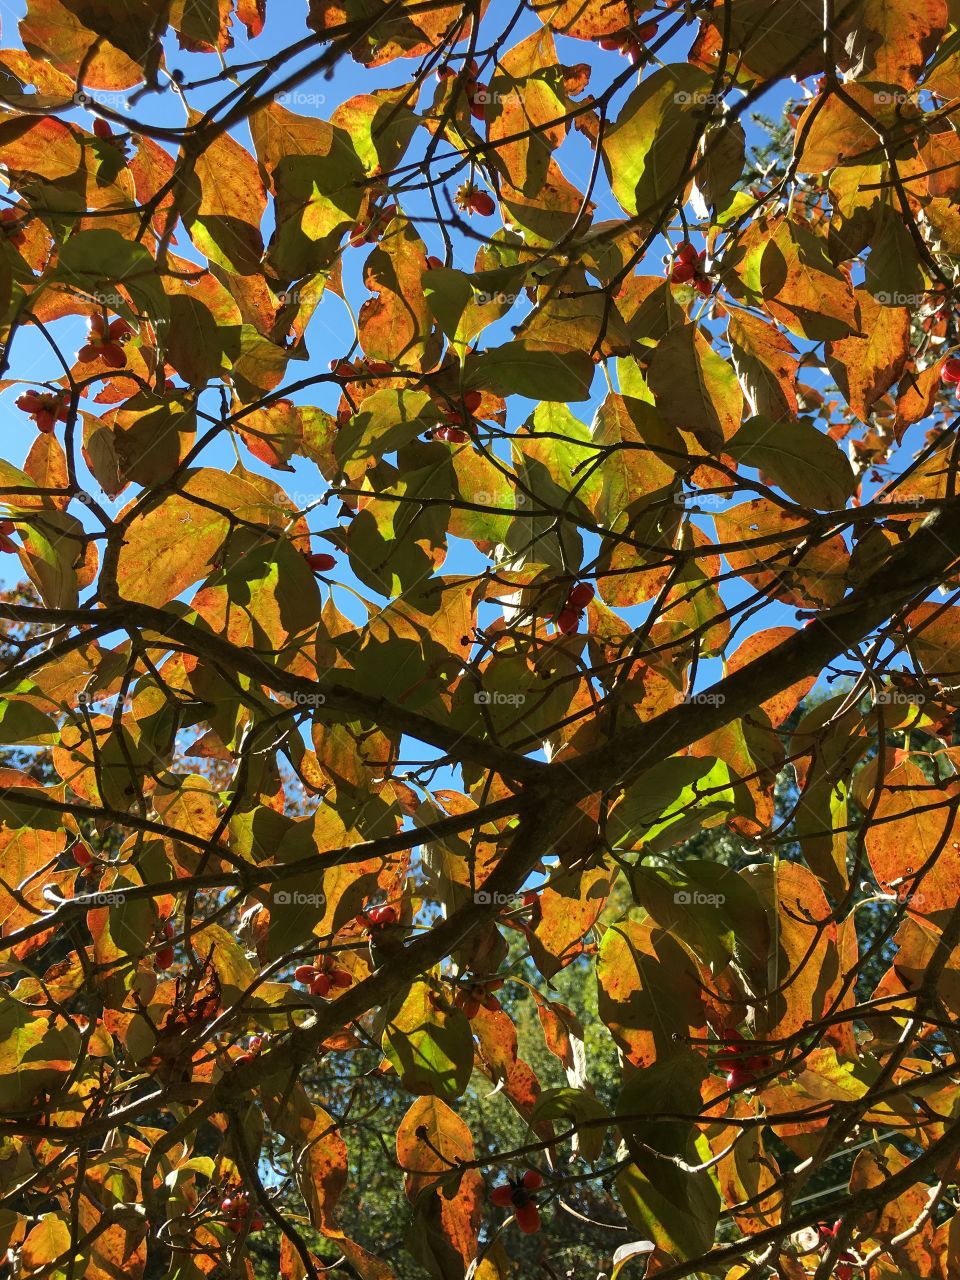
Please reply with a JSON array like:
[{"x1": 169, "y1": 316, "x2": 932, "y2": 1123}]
[
  {"x1": 15, "y1": 390, "x2": 69, "y2": 434},
  {"x1": 455, "y1": 181, "x2": 495, "y2": 218},
  {"x1": 349, "y1": 200, "x2": 398, "y2": 249},
  {"x1": 77, "y1": 314, "x2": 133, "y2": 368},
  {"x1": 817, "y1": 1221, "x2": 858, "y2": 1280},
  {"x1": 489, "y1": 1170, "x2": 543, "y2": 1234},
  {"x1": 358, "y1": 903, "x2": 398, "y2": 930},
  {"x1": 598, "y1": 21, "x2": 657, "y2": 61},
  {"x1": 435, "y1": 390, "x2": 482, "y2": 444},
  {"x1": 438, "y1": 60, "x2": 490, "y2": 122},
  {"x1": 235, "y1": 1032, "x2": 270, "y2": 1066},
  {"x1": 717, "y1": 1029, "x2": 773, "y2": 1092},
  {"x1": 220, "y1": 1189, "x2": 264, "y2": 1234},
  {"x1": 154, "y1": 918, "x2": 175, "y2": 971},
  {"x1": 669, "y1": 242, "x2": 712, "y2": 295},
  {"x1": 554, "y1": 581, "x2": 595, "y2": 636},
  {"x1": 452, "y1": 976, "x2": 505, "y2": 1019},
  {"x1": 294, "y1": 956, "x2": 352, "y2": 997}
]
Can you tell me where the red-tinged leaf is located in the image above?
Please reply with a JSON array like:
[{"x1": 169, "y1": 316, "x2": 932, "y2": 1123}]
[
  {"x1": 20, "y1": 0, "x2": 147, "y2": 88},
  {"x1": 714, "y1": 500, "x2": 848, "y2": 608},
  {"x1": 825, "y1": 289, "x2": 911, "y2": 422},
  {"x1": 527, "y1": 864, "x2": 612, "y2": 978},
  {"x1": 742, "y1": 861, "x2": 843, "y2": 1040},
  {"x1": 597, "y1": 916, "x2": 708, "y2": 1068},
  {"x1": 865, "y1": 759, "x2": 960, "y2": 918},
  {"x1": 846, "y1": 0, "x2": 947, "y2": 84},
  {"x1": 647, "y1": 324, "x2": 743, "y2": 450},
  {"x1": 359, "y1": 215, "x2": 440, "y2": 370},
  {"x1": 759, "y1": 218, "x2": 861, "y2": 341},
  {"x1": 727, "y1": 310, "x2": 800, "y2": 425},
  {"x1": 182, "y1": 113, "x2": 266, "y2": 274},
  {"x1": 115, "y1": 467, "x2": 289, "y2": 606},
  {"x1": 396, "y1": 1096, "x2": 483, "y2": 1272},
  {"x1": 528, "y1": 0, "x2": 636, "y2": 38},
  {"x1": 250, "y1": 98, "x2": 364, "y2": 281},
  {"x1": 725, "y1": 628, "x2": 816, "y2": 726}
]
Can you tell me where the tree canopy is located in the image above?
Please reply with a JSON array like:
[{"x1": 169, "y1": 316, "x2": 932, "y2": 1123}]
[{"x1": 0, "y1": 0, "x2": 960, "y2": 1277}]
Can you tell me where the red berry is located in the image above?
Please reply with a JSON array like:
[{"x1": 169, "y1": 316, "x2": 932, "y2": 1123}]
[
  {"x1": 468, "y1": 191, "x2": 495, "y2": 217},
  {"x1": 425, "y1": 255, "x2": 443, "y2": 270},
  {"x1": 514, "y1": 1201, "x2": 541, "y2": 1234},
  {"x1": 304, "y1": 551, "x2": 336, "y2": 572},
  {"x1": 943, "y1": 357, "x2": 960, "y2": 383},
  {"x1": 330, "y1": 968, "x2": 352, "y2": 988},
  {"x1": 695, "y1": 276, "x2": 712, "y2": 296},
  {"x1": 567, "y1": 582, "x2": 595, "y2": 609},
  {"x1": 677, "y1": 242, "x2": 700, "y2": 263},
  {"x1": 73, "y1": 843, "x2": 93, "y2": 866},
  {"x1": 235, "y1": 1052, "x2": 254, "y2": 1065},
  {"x1": 367, "y1": 904, "x2": 398, "y2": 926},
  {"x1": 598, "y1": 35, "x2": 623, "y2": 50},
  {"x1": 555, "y1": 606, "x2": 580, "y2": 635},
  {"x1": 725, "y1": 1066, "x2": 757, "y2": 1092},
  {"x1": 221, "y1": 1197, "x2": 233, "y2": 1212},
  {"x1": 469, "y1": 83, "x2": 488, "y2": 120},
  {"x1": 636, "y1": 21, "x2": 657, "y2": 40},
  {"x1": 163, "y1": 920, "x2": 175, "y2": 939},
  {"x1": 249, "y1": 1213, "x2": 265, "y2": 1232},
  {"x1": 670, "y1": 259, "x2": 697, "y2": 284},
  {"x1": 155, "y1": 945, "x2": 174, "y2": 970},
  {"x1": 436, "y1": 425, "x2": 469, "y2": 444},
  {"x1": 93, "y1": 118, "x2": 113, "y2": 139},
  {"x1": 309, "y1": 973, "x2": 331, "y2": 997},
  {"x1": 490, "y1": 1184, "x2": 515, "y2": 1207},
  {"x1": 462, "y1": 390, "x2": 482, "y2": 414},
  {"x1": 294, "y1": 965, "x2": 315, "y2": 983},
  {"x1": 522, "y1": 1169, "x2": 543, "y2": 1190}
]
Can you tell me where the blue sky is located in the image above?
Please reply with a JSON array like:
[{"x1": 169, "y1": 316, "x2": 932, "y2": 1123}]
[{"x1": 0, "y1": 0, "x2": 856, "y2": 689}]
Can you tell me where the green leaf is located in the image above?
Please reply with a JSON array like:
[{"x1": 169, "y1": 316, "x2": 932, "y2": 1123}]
[
  {"x1": 725, "y1": 415, "x2": 855, "y2": 509},
  {"x1": 529, "y1": 1086, "x2": 609, "y2": 1161},
  {"x1": 615, "y1": 1053, "x2": 720, "y2": 1262},
  {"x1": 603, "y1": 64, "x2": 715, "y2": 218},
  {"x1": 383, "y1": 981, "x2": 474, "y2": 1100},
  {"x1": 466, "y1": 340, "x2": 594, "y2": 401},
  {"x1": 609, "y1": 757, "x2": 737, "y2": 851}
]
